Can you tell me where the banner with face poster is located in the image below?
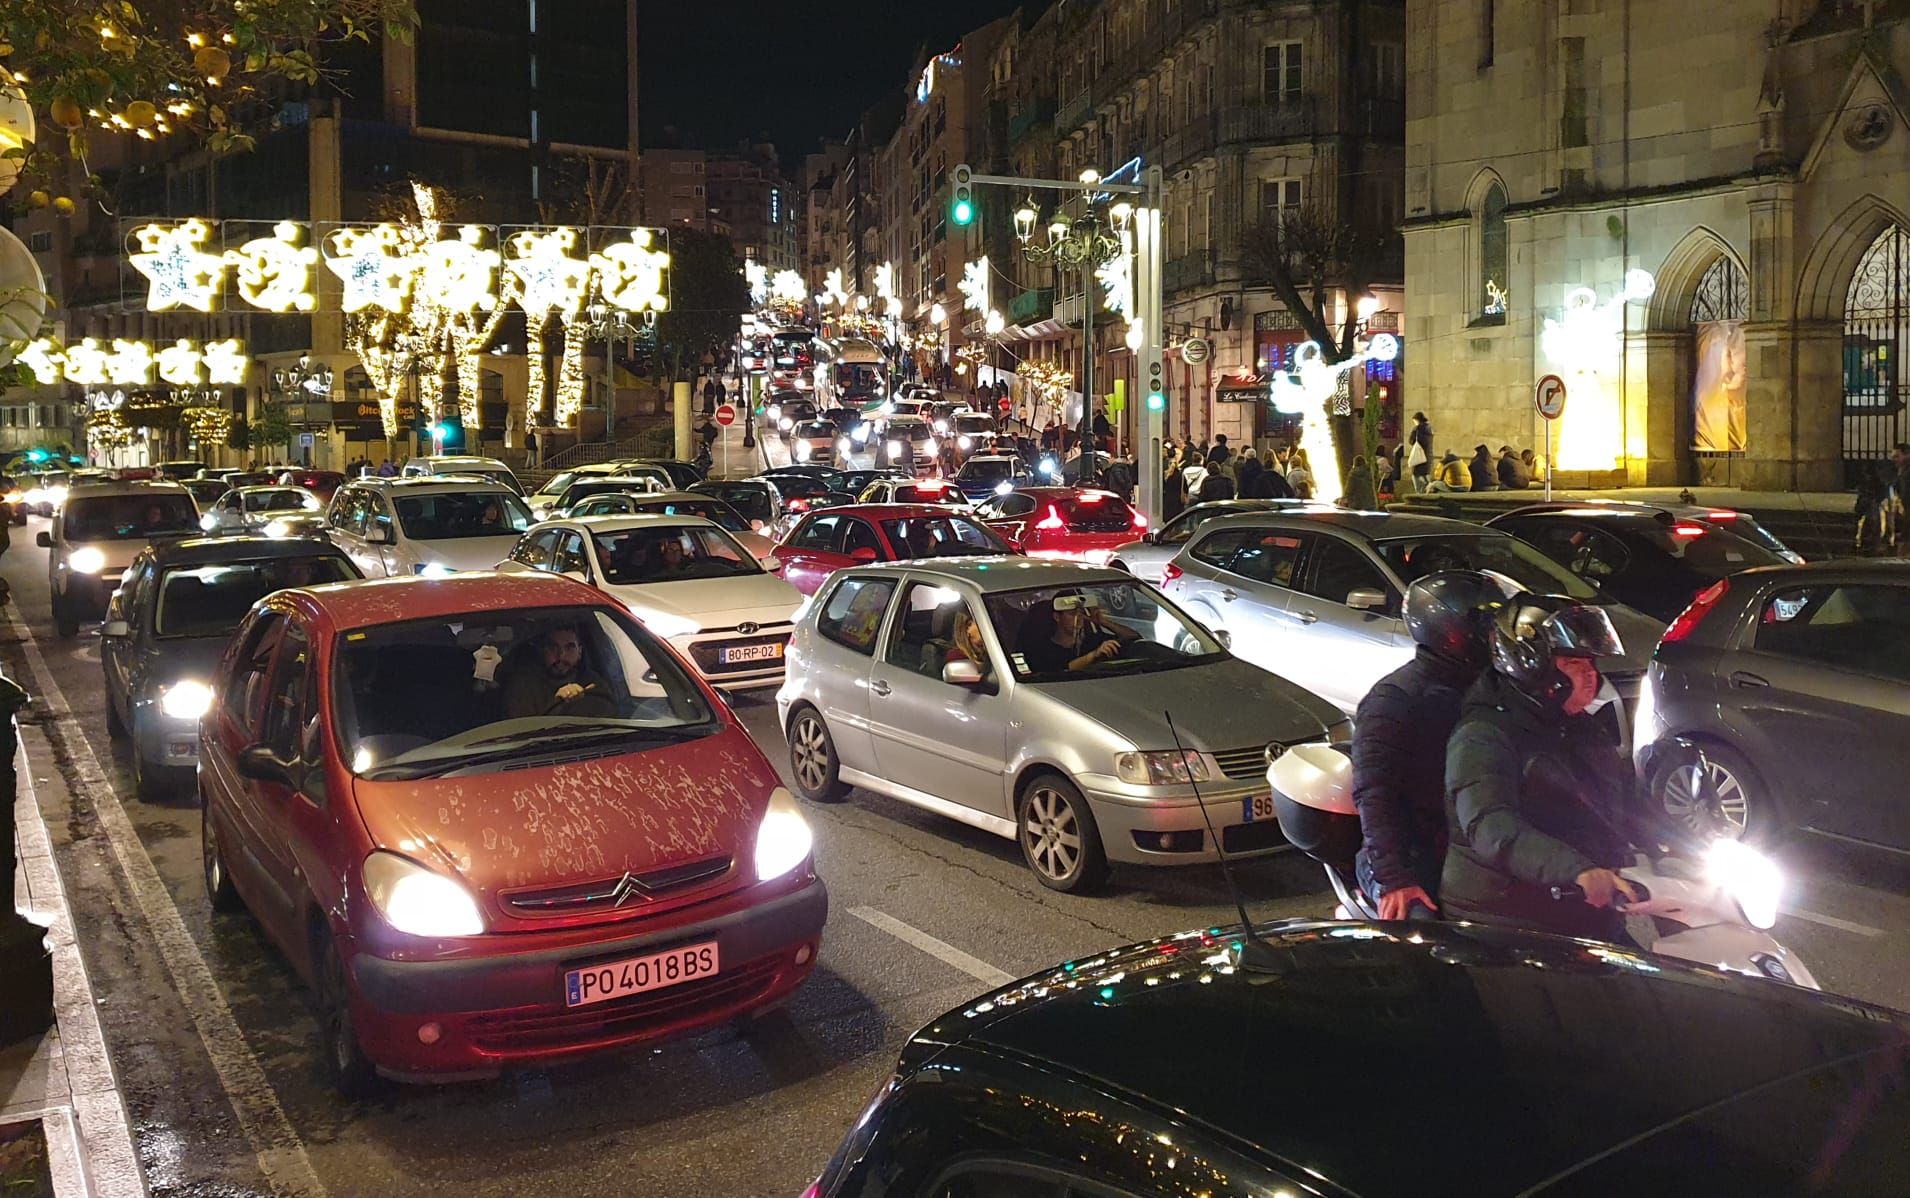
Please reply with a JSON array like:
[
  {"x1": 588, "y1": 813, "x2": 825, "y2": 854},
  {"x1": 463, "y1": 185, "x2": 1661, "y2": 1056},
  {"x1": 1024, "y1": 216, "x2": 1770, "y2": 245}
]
[{"x1": 1692, "y1": 320, "x2": 1747, "y2": 451}]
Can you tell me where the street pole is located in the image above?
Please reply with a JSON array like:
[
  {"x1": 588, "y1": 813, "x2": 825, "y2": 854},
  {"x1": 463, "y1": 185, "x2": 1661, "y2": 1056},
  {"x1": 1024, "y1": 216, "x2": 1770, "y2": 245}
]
[
  {"x1": 1136, "y1": 166, "x2": 1165, "y2": 527},
  {"x1": 1080, "y1": 261, "x2": 1093, "y2": 472},
  {"x1": 604, "y1": 331, "x2": 615, "y2": 447}
]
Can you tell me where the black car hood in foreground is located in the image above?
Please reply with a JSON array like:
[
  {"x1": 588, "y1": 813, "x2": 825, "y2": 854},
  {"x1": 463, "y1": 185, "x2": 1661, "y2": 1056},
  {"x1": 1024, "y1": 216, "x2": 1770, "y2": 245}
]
[{"x1": 916, "y1": 922, "x2": 1910, "y2": 1196}]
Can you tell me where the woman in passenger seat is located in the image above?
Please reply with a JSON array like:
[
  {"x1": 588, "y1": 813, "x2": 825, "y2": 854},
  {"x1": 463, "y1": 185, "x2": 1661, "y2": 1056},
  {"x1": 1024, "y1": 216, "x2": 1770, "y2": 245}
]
[{"x1": 944, "y1": 609, "x2": 992, "y2": 682}]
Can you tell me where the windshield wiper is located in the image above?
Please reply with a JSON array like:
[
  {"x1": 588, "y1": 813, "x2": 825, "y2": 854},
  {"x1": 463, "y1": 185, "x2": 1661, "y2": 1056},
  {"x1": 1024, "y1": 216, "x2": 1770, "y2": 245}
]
[{"x1": 361, "y1": 724, "x2": 705, "y2": 780}]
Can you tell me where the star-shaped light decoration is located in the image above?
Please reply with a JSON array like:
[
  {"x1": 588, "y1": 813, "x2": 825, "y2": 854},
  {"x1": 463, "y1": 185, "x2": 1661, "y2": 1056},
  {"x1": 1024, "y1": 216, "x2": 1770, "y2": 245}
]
[
  {"x1": 505, "y1": 227, "x2": 592, "y2": 317},
  {"x1": 744, "y1": 259, "x2": 768, "y2": 306},
  {"x1": 226, "y1": 220, "x2": 318, "y2": 313},
  {"x1": 821, "y1": 267, "x2": 850, "y2": 310},
  {"x1": 62, "y1": 338, "x2": 110, "y2": 386},
  {"x1": 17, "y1": 337, "x2": 63, "y2": 385},
  {"x1": 1095, "y1": 230, "x2": 1135, "y2": 322},
  {"x1": 128, "y1": 219, "x2": 225, "y2": 312},
  {"x1": 323, "y1": 224, "x2": 416, "y2": 313},
  {"x1": 591, "y1": 228, "x2": 671, "y2": 314},
  {"x1": 156, "y1": 339, "x2": 206, "y2": 386},
  {"x1": 770, "y1": 269, "x2": 807, "y2": 304},
  {"x1": 202, "y1": 338, "x2": 250, "y2": 386},
  {"x1": 958, "y1": 257, "x2": 990, "y2": 314},
  {"x1": 415, "y1": 226, "x2": 500, "y2": 314},
  {"x1": 105, "y1": 338, "x2": 155, "y2": 387}
]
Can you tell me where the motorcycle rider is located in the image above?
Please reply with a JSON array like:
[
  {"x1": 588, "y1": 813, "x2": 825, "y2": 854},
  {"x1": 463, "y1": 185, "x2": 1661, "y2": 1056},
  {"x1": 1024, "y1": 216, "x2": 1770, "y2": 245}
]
[
  {"x1": 1441, "y1": 593, "x2": 1642, "y2": 942},
  {"x1": 1352, "y1": 571, "x2": 1510, "y2": 920}
]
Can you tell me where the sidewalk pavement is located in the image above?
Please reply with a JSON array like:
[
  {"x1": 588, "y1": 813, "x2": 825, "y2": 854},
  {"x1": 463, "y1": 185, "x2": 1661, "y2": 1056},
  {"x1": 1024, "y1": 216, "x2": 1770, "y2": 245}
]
[{"x1": 4, "y1": 731, "x2": 143, "y2": 1197}]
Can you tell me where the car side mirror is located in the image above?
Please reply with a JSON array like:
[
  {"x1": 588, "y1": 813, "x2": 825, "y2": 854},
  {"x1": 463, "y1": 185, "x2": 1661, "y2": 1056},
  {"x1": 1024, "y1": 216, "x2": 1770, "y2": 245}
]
[
  {"x1": 101, "y1": 619, "x2": 131, "y2": 639},
  {"x1": 1346, "y1": 588, "x2": 1389, "y2": 612},
  {"x1": 562, "y1": 569, "x2": 591, "y2": 585},
  {"x1": 1213, "y1": 629, "x2": 1233, "y2": 650},
  {"x1": 366, "y1": 525, "x2": 393, "y2": 545},
  {"x1": 1143, "y1": 530, "x2": 1161, "y2": 545},
  {"x1": 236, "y1": 744, "x2": 292, "y2": 785},
  {"x1": 36, "y1": 531, "x2": 51, "y2": 548},
  {"x1": 849, "y1": 546, "x2": 879, "y2": 564},
  {"x1": 942, "y1": 659, "x2": 985, "y2": 687},
  {"x1": 758, "y1": 555, "x2": 783, "y2": 573}
]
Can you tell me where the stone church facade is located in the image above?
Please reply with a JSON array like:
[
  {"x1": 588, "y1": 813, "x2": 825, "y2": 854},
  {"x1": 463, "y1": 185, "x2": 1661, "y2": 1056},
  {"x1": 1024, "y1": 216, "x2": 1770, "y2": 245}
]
[{"x1": 1404, "y1": 0, "x2": 1910, "y2": 491}]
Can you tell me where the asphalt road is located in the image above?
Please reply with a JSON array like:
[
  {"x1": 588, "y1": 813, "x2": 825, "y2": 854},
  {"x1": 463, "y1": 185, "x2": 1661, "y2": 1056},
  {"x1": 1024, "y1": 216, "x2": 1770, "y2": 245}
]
[{"x1": 5, "y1": 517, "x2": 1910, "y2": 1197}]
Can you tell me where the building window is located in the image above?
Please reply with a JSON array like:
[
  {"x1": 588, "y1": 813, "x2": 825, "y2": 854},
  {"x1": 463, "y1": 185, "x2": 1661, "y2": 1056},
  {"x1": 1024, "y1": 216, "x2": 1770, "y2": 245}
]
[
  {"x1": 1480, "y1": 0, "x2": 1495, "y2": 68},
  {"x1": 1370, "y1": 43, "x2": 1403, "y2": 98},
  {"x1": 1262, "y1": 177, "x2": 1304, "y2": 229},
  {"x1": 1263, "y1": 42, "x2": 1303, "y2": 103},
  {"x1": 1478, "y1": 182, "x2": 1508, "y2": 322},
  {"x1": 28, "y1": 231, "x2": 52, "y2": 252}
]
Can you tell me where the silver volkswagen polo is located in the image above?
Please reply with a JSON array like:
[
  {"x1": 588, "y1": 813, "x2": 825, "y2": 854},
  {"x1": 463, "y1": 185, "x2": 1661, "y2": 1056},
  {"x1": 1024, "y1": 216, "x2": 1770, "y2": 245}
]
[{"x1": 776, "y1": 558, "x2": 1347, "y2": 892}]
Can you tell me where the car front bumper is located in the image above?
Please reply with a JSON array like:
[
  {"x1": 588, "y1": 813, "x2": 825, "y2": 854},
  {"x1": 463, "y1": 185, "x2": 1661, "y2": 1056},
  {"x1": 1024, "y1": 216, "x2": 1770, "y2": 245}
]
[
  {"x1": 347, "y1": 874, "x2": 827, "y2": 1077},
  {"x1": 1076, "y1": 773, "x2": 1285, "y2": 865},
  {"x1": 133, "y1": 701, "x2": 201, "y2": 770},
  {"x1": 54, "y1": 569, "x2": 125, "y2": 618}
]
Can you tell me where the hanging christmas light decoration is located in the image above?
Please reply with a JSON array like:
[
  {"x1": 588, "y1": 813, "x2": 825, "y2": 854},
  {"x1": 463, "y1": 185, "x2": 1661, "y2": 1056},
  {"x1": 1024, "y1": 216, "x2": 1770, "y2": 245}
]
[
  {"x1": 128, "y1": 219, "x2": 225, "y2": 312},
  {"x1": 590, "y1": 228, "x2": 671, "y2": 314},
  {"x1": 104, "y1": 338, "x2": 156, "y2": 387},
  {"x1": 323, "y1": 224, "x2": 417, "y2": 313},
  {"x1": 225, "y1": 220, "x2": 318, "y2": 313}
]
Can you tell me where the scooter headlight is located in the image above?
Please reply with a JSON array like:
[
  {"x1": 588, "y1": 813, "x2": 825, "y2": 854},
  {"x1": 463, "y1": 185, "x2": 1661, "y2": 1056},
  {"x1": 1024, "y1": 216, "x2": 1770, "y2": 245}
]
[{"x1": 1706, "y1": 838, "x2": 1782, "y2": 931}]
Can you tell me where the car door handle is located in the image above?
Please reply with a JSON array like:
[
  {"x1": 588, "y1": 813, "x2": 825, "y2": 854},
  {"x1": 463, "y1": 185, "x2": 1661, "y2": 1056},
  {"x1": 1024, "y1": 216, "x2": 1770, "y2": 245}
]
[
  {"x1": 1294, "y1": 610, "x2": 1320, "y2": 625},
  {"x1": 1221, "y1": 588, "x2": 1237, "y2": 602},
  {"x1": 870, "y1": 680, "x2": 892, "y2": 697},
  {"x1": 1729, "y1": 670, "x2": 1770, "y2": 690}
]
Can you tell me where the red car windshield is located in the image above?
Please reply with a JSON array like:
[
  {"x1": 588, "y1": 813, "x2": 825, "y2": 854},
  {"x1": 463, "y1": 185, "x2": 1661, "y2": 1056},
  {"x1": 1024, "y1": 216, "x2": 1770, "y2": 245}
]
[{"x1": 1051, "y1": 494, "x2": 1137, "y2": 533}]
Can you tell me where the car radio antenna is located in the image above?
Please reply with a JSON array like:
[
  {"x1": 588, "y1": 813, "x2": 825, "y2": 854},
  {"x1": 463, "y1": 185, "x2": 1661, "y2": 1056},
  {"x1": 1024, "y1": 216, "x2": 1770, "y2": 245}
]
[{"x1": 1165, "y1": 709, "x2": 1281, "y2": 973}]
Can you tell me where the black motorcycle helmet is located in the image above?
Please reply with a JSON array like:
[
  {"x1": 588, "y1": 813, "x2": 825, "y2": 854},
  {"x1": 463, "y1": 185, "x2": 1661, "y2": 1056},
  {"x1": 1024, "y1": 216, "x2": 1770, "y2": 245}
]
[
  {"x1": 1489, "y1": 592, "x2": 1626, "y2": 703},
  {"x1": 1402, "y1": 570, "x2": 1515, "y2": 667}
]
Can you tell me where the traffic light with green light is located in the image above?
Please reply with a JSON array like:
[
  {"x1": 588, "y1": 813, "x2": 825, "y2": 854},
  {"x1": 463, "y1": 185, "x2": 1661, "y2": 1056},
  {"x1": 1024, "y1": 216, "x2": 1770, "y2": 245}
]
[
  {"x1": 950, "y1": 163, "x2": 975, "y2": 227},
  {"x1": 1145, "y1": 354, "x2": 1165, "y2": 412}
]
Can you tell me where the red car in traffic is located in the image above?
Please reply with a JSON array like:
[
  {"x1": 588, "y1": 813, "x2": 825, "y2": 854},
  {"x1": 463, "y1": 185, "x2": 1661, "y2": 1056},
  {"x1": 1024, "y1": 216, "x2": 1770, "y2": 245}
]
[
  {"x1": 198, "y1": 572, "x2": 826, "y2": 1092},
  {"x1": 277, "y1": 468, "x2": 347, "y2": 501},
  {"x1": 971, "y1": 486, "x2": 1147, "y2": 564},
  {"x1": 774, "y1": 503, "x2": 1017, "y2": 594}
]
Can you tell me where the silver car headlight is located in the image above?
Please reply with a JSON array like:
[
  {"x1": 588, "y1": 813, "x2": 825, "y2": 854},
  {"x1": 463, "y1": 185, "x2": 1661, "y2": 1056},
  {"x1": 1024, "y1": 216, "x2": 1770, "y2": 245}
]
[
  {"x1": 363, "y1": 851, "x2": 485, "y2": 937},
  {"x1": 1114, "y1": 749, "x2": 1211, "y2": 786},
  {"x1": 753, "y1": 787, "x2": 813, "y2": 881},
  {"x1": 68, "y1": 546, "x2": 108, "y2": 574},
  {"x1": 158, "y1": 679, "x2": 215, "y2": 720}
]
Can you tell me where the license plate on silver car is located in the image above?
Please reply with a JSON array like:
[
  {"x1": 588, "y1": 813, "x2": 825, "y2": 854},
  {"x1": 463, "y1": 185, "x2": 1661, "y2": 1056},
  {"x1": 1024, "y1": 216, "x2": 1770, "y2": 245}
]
[
  {"x1": 1242, "y1": 794, "x2": 1276, "y2": 823},
  {"x1": 721, "y1": 642, "x2": 784, "y2": 664},
  {"x1": 564, "y1": 941, "x2": 719, "y2": 1008}
]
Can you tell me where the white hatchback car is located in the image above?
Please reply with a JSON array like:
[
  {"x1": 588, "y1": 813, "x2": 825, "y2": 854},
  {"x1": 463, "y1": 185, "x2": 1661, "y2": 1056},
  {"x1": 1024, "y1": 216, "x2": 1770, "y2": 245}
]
[
  {"x1": 324, "y1": 478, "x2": 533, "y2": 578},
  {"x1": 499, "y1": 514, "x2": 804, "y2": 691}
]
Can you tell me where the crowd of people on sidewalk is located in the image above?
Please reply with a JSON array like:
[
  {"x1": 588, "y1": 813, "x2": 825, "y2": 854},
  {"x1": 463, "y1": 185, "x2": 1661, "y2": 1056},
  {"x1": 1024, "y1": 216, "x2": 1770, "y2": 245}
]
[{"x1": 1854, "y1": 442, "x2": 1910, "y2": 556}]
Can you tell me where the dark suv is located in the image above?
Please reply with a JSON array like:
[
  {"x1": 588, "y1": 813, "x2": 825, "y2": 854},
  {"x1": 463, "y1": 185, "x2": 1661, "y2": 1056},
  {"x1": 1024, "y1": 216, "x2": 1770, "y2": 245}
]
[{"x1": 1637, "y1": 560, "x2": 1910, "y2": 847}]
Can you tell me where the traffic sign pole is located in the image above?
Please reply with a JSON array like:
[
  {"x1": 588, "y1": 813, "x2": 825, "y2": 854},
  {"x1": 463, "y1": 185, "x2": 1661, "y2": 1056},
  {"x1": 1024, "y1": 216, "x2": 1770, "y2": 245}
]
[{"x1": 1534, "y1": 374, "x2": 1568, "y2": 500}]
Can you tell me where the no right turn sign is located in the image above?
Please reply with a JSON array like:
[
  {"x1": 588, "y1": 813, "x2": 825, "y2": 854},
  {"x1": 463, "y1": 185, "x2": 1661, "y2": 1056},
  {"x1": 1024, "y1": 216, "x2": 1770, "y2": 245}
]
[{"x1": 1535, "y1": 374, "x2": 1568, "y2": 421}]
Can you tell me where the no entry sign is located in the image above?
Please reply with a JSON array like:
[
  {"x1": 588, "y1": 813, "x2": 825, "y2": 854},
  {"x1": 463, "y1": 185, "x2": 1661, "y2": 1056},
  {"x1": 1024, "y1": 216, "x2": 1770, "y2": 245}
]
[{"x1": 714, "y1": 403, "x2": 737, "y2": 427}]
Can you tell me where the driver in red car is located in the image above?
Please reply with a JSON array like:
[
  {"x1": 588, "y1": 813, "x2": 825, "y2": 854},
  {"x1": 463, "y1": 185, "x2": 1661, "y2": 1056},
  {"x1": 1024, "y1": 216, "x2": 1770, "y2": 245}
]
[{"x1": 505, "y1": 624, "x2": 616, "y2": 719}]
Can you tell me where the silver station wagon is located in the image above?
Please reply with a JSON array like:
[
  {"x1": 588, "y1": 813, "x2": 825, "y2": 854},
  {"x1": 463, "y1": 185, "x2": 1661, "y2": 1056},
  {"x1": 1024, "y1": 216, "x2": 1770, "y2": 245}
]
[{"x1": 776, "y1": 558, "x2": 1346, "y2": 892}]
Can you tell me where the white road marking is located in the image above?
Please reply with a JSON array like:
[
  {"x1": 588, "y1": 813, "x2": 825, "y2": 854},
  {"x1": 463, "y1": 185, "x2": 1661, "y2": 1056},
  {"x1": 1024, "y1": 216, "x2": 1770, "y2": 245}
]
[
  {"x1": 14, "y1": 748, "x2": 142, "y2": 1198},
  {"x1": 7, "y1": 605, "x2": 328, "y2": 1197},
  {"x1": 1781, "y1": 905, "x2": 1888, "y2": 938},
  {"x1": 849, "y1": 907, "x2": 1015, "y2": 988}
]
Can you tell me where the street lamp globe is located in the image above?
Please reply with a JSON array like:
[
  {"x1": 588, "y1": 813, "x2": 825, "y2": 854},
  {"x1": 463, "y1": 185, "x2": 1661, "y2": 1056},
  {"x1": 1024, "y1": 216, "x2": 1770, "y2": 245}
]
[
  {"x1": 929, "y1": 302, "x2": 946, "y2": 325},
  {"x1": 1356, "y1": 293, "x2": 1380, "y2": 321},
  {"x1": 1013, "y1": 202, "x2": 1037, "y2": 242}
]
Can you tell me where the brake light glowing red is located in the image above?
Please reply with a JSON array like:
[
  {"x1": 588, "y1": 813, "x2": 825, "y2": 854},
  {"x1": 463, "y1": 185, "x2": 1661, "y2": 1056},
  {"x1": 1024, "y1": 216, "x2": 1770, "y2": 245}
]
[
  {"x1": 1161, "y1": 562, "x2": 1183, "y2": 585},
  {"x1": 1077, "y1": 491, "x2": 1104, "y2": 503},
  {"x1": 1670, "y1": 522, "x2": 1707, "y2": 539},
  {"x1": 1036, "y1": 508, "x2": 1066, "y2": 531},
  {"x1": 1704, "y1": 509, "x2": 1740, "y2": 520},
  {"x1": 1663, "y1": 578, "x2": 1728, "y2": 644}
]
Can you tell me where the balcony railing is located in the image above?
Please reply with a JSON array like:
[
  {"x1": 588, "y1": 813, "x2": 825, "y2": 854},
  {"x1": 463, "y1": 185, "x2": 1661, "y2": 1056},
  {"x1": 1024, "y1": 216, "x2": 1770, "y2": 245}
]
[
  {"x1": 1056, "y1": 88, "x2": 1092, "y2": 135},
  {"x1": 1163, "y1": 251, "x2": 1214, "y2": 294},
  {"x1": 1159, "y1": 97, "x2": 1318, "y2": 170},
  {"x1": 1008, "y1": 100, "x2": 1055, "y2": 145}
]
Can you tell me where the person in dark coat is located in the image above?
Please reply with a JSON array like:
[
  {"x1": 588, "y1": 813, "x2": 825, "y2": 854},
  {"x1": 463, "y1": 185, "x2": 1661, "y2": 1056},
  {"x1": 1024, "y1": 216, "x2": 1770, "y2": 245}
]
[
  {"x1": 1467, "y1": 444, "x2": 1496, "y2": 491},
  {"x1": 1250, "y1": 461, "x2": 1294, "y2": 499},
  {"x1": 1496, "y1": 445, "x2": 1531, "y2": 490},
  {"x1": 1352, "y1": 572, "x2": 1508, "y2": 919},
  {"x1": 1408, "y1": 412, "x2": 1434, "y2": 492},
  {"x1": 1206, "y1": 433, "x2": 1231, "y2": 467},
  {"x1": 1442, "y1": 594, "x2": 1641, "y2": 943},
  {"x1": 1343, "y1": 455, "x2": 1377, "y2": 511},
  {"x1": 1236, "y1": 450, "x2": 1264, "y2": 498}
]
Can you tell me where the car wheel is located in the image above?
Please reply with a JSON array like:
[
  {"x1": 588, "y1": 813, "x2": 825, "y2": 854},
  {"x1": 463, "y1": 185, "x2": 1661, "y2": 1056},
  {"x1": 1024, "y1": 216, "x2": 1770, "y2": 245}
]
[
  {"x1": 53, "y1": 596, "x2": 78, "y2": 639},
  {"x1": 787, "y1": 705, "x2": 850, "y2": 803},
  {"x1": 1017, "y1": 773, "x2": 1109, "y2": 894},
  {"x1": 201, "y1": 801, "x2": 242, "y2": 913},
  {"x1": 313, "y1": 927, "x2": 383, "y2": 1099},
  {"x1": 131, "y1": 739, "x2": 181, "y2": 803},
  {"x1": 1651, "y1": 741, "x2": 1773, "y2": 845},
  {"x1": 104, "y1": 680, "x2": 128, "y2": 741}
]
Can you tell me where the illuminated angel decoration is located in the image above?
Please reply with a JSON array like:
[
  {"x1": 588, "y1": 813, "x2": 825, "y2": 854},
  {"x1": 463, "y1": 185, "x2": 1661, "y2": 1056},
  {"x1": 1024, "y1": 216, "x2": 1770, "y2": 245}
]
[
  {"x1": 592, "y1": 229, "x2": 671, "y2": 313},
  {"x1": 225, "y1": 221, "x2": 318, "y2": 313},
  {"x1": 415, "y1": 226, "x2": 501, "y2": 315}
]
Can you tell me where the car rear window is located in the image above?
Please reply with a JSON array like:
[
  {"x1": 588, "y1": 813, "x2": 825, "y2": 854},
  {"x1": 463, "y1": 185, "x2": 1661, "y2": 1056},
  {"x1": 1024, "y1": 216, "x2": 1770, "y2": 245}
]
[
  {"x1": 894, "y1": 485, "x2": 963, "y2": 504},
  {"x1": 393, "y1": 492, "x2": 532, "y2": 540},
  {"x1": 1646, "y1": 525, "x2": 1783, "y2": 575},
  {"x1": 63, "y1": 494, "x2": 199, "y2": 541},
  {"x1": 156, "y1": 556, "x2": 358, "y2": 638},
  {"x1": 1057, "y1": 494, "x2": 1136, "y2": 532},
  {"x1": 1756, "y1": 583, "x2": 1910, "y2": 682}
]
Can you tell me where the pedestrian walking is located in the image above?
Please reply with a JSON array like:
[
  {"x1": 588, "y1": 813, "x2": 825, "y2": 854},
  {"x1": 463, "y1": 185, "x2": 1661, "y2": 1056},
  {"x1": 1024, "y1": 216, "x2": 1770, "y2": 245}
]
[
  {"x1": 1891, "y1": 442, "x2": 1910, "y2": 553},
  {"x1": 1343, "y1": 455, "x2": 1378, "y2": 511},
  {"x1": 1287, "y1": 447, "x2": 1315, "y2": 500},
  {"x1": 1408, "y1": 412, "x2": 1434, "y2": 493},
  {"x1": 1206, "y1": 433, "x2": 1232, "y2": 467},
  {"x1": 376, "y1": 458, "x2": 397, "y2": 477},
  {"x1": 1855, "y1": 459, "x2": 1891, "y2": 555},
  {"x1": 1374, "y1": 445, "x2": 1398, "y2": 497}
]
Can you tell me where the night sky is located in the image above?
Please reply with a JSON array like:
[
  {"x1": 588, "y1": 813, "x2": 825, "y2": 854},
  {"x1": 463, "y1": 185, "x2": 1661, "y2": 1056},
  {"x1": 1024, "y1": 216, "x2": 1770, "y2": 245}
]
[{"x1": 639, "y1": 0, "x2": 1034, "y2": 162}]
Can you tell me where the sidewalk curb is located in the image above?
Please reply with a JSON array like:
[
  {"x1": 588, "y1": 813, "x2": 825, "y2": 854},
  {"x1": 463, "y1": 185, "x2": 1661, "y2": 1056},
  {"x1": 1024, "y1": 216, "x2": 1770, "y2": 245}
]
[{"x1": 11, "y1": 730, "x2": 145, "y2": 1197}]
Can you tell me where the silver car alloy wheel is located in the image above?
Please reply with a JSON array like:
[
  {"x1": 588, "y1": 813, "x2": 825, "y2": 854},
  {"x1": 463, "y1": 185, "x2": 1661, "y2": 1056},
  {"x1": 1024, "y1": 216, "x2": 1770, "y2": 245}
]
[
  {"x1": 1661, "y1": 757, "x2": 1750, "y2": 840},
  {"x1": 1023, "y1": 785, "x2": 1082, "y2": 882},
  {"x1": 791, "y1": 714, "x2": 830, "y2": 792}
]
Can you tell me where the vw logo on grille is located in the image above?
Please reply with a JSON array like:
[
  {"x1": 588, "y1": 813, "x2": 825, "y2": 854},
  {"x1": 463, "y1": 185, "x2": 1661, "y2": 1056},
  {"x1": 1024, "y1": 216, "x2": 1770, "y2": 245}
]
[
  {"x1": 737, "y1": 621, "x2": 760, "y2": 635},
  {"x1": 609, "y1": 872, "x2": 650, "y2": 907}
]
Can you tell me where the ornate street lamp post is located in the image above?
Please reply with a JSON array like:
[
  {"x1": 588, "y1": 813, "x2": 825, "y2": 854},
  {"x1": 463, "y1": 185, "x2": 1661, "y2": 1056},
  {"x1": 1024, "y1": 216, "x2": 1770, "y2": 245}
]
[
  {"x1": 578, "y1": 300, "x2": 650, "y2": 446},
  {"x1": 1015, "y1": 175, "x2": 1131, "y2": 474},
  {"x1": 270, "y1": 353, "x2": 334, "y2": 464}
]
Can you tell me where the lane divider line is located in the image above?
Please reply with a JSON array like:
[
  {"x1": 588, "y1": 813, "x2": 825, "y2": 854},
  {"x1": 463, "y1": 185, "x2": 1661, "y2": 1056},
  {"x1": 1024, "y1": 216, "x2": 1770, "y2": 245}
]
[
  {"x1": 7, "y1": 606, "x2": 328, "y2": 1197},
  {"x1": 849, "y1": 907, "x2": 1015, "y2": 988},
  {"x1": 1781, "y1": 905, "x2": 1888, "y2": 939}
]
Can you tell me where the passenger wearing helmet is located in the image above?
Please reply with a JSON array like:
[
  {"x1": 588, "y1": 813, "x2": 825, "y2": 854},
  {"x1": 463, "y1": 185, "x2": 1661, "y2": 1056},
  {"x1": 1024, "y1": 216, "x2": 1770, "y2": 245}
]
[
  {"x1": 1351, "y1": 571, "x2": 1510, "y2": 920},
  {"x1": 1441, "y1": 594, "x2": 1641, "y2": 941}
]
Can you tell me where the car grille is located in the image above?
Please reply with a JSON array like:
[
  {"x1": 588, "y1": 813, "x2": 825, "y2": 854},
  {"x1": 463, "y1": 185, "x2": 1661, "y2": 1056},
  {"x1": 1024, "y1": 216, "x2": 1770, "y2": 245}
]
[
  {"x1": 689, "y1": 634, "x2": 789, "y2": 675},
  {"x1": 1211, "y1": 745, "x2": 1270, "y2": 781},
  {"x1": 502, "y1": 856, "x2": 732, "y2": 917},
  {"x1": 1223, "y1": 820, "x2": 1288, "y2": 854},
  {"x1": 467, "y1": 955, "x2": 784, "y2": 1052}
]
